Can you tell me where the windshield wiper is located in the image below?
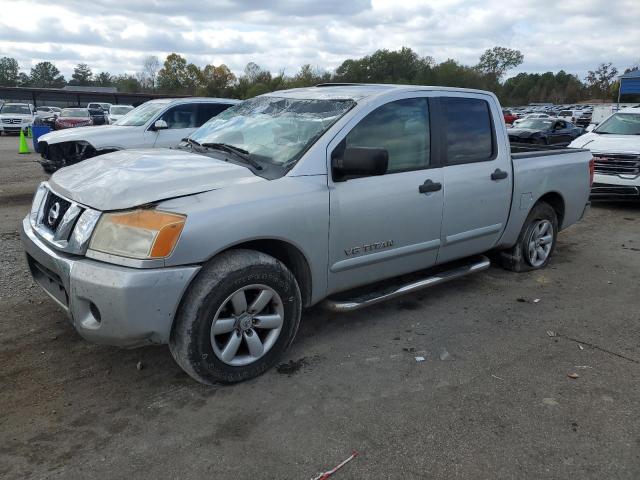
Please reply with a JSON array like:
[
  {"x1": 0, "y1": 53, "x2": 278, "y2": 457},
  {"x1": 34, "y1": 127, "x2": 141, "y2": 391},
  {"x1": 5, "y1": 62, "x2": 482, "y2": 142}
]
[
  {"x1": 201, "y1": 142, "x2": 263, "y2": 170},
  {"x1": 181, "y1": 137, "x2": 203, "y2": 148}
]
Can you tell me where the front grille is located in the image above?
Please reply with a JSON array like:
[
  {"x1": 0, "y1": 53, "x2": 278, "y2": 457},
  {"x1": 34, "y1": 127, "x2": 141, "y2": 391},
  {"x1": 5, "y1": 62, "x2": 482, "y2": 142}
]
[
  {"x1": 593, "y1": 154, "x2": 640, "y2": 176},
  {"x1": 41, "y1": 192, "x2": 72, "y2": 232},
  {"x1": 2, "y1": 118, "x2": 22, "y2": 124}
]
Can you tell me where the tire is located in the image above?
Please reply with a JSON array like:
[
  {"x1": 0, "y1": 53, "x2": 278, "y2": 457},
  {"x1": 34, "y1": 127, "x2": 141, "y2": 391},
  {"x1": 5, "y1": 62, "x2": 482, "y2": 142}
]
[
  {"x1": 42, "y1": 165, "x2": 56, "y2": 174},
  {"x1": 169, "y1": 249, "x2": 302, "y2": 385},
  {"x1": 498, "y1": 202, "x2": 558, "y2": 272}
]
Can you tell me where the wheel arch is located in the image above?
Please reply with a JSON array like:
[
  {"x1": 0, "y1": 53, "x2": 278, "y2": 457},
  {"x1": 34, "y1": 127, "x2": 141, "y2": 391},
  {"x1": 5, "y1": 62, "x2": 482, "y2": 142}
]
[
  {"x1": 212, "y1": 238, "x2": 314, "y2": 308},
  {"x1": 535, "y1": 191, "x2": 565, "y2": 228}
]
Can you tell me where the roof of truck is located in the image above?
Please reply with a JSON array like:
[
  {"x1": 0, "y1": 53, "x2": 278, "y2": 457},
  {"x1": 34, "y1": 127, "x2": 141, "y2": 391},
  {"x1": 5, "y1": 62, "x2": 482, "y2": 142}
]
[{"x1": 267, "y1": 83, "x2": 496, "y2": 101}]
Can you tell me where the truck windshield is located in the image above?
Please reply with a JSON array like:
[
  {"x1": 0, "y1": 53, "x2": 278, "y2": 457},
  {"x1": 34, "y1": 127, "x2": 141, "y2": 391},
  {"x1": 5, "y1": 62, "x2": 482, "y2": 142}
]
[
  {"x1": 1, "y1": 104, "x2": 31, "y2": 114},
  {"x1": 595, "y1": 113, "x2": 640, "y2": 135},
  {"x1": 189, "y1": 96, "x2": 356, "y2": 166},
  {"x1": 114, "y1": 101, "x2": 169, "y2": 126}
]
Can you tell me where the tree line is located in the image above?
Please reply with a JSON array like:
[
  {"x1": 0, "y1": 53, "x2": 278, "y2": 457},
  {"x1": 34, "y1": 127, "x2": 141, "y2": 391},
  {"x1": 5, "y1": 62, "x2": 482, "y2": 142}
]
[{"x1": 0, "y1": 47, "x2": 636, "y2": 105}]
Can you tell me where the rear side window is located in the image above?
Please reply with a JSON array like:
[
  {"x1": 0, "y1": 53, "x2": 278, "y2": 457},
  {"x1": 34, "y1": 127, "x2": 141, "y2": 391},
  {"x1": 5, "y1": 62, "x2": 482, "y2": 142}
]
[
  {"x1": 196, "y1": 103, "x2": 234, "y2": 126},
  {"x1": 343, "y1": 97, "x2": 430, "y2": 173},
  {"x1": 441, "y1": 97, "x2": 494, "y2": 165}
]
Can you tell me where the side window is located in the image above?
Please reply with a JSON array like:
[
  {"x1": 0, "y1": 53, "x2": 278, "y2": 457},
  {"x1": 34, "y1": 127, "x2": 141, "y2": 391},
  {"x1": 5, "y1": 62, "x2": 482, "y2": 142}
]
[
  {"x1": 196, "y1": 103, "x2": 233, "y2": 126},
  {"x1": 342, "y1": 98, "x2": 430, "y2": 174},
  {"x1": 442, "y1": 97, "x2": 494, "y2": 165},
  {"x1": 160, "y1": 104, "x2": 199, "y2": 129}
]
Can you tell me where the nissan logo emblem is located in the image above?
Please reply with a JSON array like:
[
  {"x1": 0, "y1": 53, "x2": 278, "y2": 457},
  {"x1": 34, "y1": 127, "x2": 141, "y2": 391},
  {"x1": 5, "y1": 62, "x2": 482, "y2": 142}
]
[{"x1": 48, "y1": 202, "x2": 61, "y2": 225}]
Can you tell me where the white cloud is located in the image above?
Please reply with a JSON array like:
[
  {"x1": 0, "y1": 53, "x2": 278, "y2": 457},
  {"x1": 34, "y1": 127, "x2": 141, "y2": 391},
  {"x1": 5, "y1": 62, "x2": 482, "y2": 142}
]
[{"x1": 0, "y1": 0, "x2": 638, "y2": 80}]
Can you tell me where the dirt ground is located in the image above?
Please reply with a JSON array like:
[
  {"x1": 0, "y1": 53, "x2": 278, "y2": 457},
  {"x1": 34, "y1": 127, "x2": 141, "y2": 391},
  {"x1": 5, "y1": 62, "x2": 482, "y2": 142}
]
[{"x1": 0, "y1": 135, "x2": 639, "y2": 479}]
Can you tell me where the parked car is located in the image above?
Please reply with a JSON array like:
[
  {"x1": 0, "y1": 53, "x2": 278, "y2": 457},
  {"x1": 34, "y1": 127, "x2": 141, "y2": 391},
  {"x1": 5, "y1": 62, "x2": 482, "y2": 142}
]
[
  {"x1": 21, "y1": 84, "x2": 593, "y2": 384},
  {"x1": 88, "y1": 107, "x2": 108, "y2": 126},
  {"x1": 0, "y1": 103, "x2": 35, "y2": 134},
  {"x1": 569, "y1": 107, "x2": 640, "y2": 199},
  {"x1": 36, "y1": 106, "x2": 62, "y2": 117},
  {"x1": 503, "y1": 109, "x2": 518, "y2": 124},
  {"x1": 54, "y1": 108, "x2": 93, "y2": 130},
  {"x1": 107, "y1": 104, "x2": 134, "y2": 124},
  {"x1": 87, "y1": 102, "x2": 112, "y2": 112},
  {"x1": 33, "y1": 114, "x2": 57, "y2": 130},
  {"x1": 37, "y1": 98, "x2": 240, "y2": 173},
  {"x1": 508, "y1": 118, "x2": 584, "y2": 146}
]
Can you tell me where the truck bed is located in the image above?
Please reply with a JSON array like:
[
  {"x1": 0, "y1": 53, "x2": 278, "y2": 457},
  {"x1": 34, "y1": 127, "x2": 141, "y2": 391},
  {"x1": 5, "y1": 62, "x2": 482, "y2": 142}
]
[{"x1": 510, "y1": 143, "x2": 590, "y2": 159}]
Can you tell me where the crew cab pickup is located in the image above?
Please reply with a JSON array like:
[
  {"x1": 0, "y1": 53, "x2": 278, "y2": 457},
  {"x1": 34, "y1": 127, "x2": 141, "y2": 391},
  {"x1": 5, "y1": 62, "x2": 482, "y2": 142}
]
[
  {"x1": 569, "y1": 107, "x2": 640, "y2": 198},
  {"x1": 21, "y1": 84, "x2": 593, "y2": 385},
  {"x1": 36, "y1": 97, "x2": 239, "y2": 173}
]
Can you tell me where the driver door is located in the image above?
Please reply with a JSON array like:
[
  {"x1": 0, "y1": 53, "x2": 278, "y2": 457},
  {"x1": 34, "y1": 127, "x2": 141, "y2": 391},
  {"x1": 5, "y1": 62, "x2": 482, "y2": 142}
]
[
  {"x1": 150, "y1": 103, "x2": 200, "y2": 147},
  {"x1": 327, "y1": 95, "x2": 444, "y2": 294}
]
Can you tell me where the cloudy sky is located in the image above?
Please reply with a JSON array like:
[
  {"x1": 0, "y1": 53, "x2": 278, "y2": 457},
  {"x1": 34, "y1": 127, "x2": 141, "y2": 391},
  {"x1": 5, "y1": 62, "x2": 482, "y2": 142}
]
[{"x1": 0, "y1": 0, "x2": 638, "y2": 80}]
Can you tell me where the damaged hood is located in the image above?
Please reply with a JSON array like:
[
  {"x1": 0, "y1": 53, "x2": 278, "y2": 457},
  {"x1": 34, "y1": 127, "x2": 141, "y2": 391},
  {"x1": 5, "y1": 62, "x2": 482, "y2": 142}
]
[
  {"x1": 39, "y1": 124, "x2": 130, "y2": 145},
  {"x1": 49, "y1": 148, "x2": 265, "y2": 211}
]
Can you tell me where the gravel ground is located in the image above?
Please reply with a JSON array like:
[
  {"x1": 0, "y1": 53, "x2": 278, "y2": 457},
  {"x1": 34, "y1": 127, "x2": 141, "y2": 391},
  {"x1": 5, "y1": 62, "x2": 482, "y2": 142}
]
[{"x1": 0, "y1": 135, "x2": 639, "y2": 479}]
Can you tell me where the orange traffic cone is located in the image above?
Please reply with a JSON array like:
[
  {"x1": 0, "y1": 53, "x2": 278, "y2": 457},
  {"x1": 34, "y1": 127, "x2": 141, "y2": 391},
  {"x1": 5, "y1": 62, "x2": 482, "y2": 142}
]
[{"x1": 18, "y1": 129, "x2": 29, "y2": 154}]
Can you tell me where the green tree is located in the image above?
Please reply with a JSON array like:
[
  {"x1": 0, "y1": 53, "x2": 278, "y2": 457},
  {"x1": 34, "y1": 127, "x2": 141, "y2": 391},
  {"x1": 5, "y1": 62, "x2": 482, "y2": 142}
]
[
  {"x1": 200, "y1": 64, "x2": 236, "y2": 97},
  {"x1": 157, "y1": 53, "x2": 189, "y2": 93},
  {"x1": 113, "y1": 74, "x2": 141, "y2": 93},
  {"x1": 70, "y1": 63, "x2": 93, "y2": 85},
  {"x1": 0, "y1": 56, "x2": 19, "y2": 86},
  {"x1": 585, "y1": 62, "x2": 618, "y2": 102},
  {"x1": 476, "y1": 46, "x2": 524, "y2": 79},
  {"x1": 94, "y1": 71, "x2": 114, "y2": 87},
  {"x1": 29, "y1": 61, "x2": 66, "y2": 88},
  {"x1": 183, "y1": 63, "x2": 202, "y2": 95}
]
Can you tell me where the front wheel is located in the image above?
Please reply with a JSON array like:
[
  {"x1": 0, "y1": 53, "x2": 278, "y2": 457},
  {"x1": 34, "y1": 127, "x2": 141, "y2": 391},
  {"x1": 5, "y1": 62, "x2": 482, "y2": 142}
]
[
  {"x1": 498, "y1": 202, "x2": 558, "y2": 272},
  {"x1": 169, "y1": 249, "x2": 302, "y2": 384}
]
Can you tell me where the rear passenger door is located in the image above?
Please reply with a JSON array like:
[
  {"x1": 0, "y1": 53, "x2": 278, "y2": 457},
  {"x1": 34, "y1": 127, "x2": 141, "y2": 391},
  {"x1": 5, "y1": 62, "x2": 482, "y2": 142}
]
[
  {"x1": 327, "y1": 94, "x2": 444, "y2": 294},
  {"x1": 436, "y1": 95, "x2": 512, "y2": 264}
]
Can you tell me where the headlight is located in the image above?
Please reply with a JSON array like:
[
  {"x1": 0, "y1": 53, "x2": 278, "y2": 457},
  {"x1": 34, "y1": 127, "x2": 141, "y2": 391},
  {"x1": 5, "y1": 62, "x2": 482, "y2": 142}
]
[{"x1": 89, "y1": 209, "x2": 186, "y2": 259}]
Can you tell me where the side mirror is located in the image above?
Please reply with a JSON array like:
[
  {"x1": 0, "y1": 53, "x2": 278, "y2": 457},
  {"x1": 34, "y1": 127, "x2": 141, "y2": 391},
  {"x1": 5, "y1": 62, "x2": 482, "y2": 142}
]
[
  {"x1": 331, "y1": 145, "x2": 388, "y2": 182},
  {"x1": 586, "y1": 124, "x2": 595, "y2": 132},
  {"x1": 152, "y1": 119, "x2": 168, "y2": 131}
]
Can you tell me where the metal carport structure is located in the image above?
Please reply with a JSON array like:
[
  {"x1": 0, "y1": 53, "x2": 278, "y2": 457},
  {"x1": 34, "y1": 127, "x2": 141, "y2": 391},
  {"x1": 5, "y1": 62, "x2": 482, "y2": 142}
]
[{"x1": 0, "y1": 86, "x2": 188, "y2": 108}]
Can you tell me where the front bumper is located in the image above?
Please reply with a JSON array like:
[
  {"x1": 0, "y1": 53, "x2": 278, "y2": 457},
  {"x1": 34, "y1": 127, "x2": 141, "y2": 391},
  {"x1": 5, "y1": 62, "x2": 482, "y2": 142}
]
[
  {"x1": 591, "y1": 174, "x2": 640, "y2": 198},
  {"x1": 0, "y1": 124, "x2": 29, "y2": 132},
  {"x1": 21, "y1": 217, "x2": 201, "y2": 347}
]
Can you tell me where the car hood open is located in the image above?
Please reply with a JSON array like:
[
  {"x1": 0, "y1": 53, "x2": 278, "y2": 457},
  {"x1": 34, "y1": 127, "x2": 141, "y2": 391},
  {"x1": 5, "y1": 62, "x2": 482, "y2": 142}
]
[{"x1": 49, "y1": 148, "x2": 264, "y2": 211}]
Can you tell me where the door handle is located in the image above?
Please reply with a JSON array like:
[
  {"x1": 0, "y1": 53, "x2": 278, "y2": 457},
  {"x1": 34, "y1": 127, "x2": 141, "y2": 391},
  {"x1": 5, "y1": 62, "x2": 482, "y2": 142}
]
[
  {"x1": 418, "y1": 179, "x2": 442, "y2": 193},
  {"x1": 491, "y1": 168, "x2": 508, "y2": 180}
]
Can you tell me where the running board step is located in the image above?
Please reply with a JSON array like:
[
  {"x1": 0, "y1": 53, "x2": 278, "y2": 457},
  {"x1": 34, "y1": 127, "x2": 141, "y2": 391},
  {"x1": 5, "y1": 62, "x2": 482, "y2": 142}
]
[{"x1": 322, "y1": 255, "x2": 491, "y2": 312}]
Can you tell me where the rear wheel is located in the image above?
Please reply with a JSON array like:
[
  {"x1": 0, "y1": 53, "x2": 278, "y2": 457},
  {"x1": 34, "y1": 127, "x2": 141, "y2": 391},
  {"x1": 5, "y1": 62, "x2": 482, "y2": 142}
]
[
  {"x1": 498, "y1": 202, "x2": 558, "y2": 272},
  {"x1": 169, "y1": 249, "x2": 302, "y2": 384}
]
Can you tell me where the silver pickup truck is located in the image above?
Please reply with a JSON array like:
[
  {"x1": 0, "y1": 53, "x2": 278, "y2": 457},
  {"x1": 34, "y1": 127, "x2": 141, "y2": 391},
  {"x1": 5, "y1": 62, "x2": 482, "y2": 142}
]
[{"x1": 21, "y1": 84, "x2": 593, "y2": 384}]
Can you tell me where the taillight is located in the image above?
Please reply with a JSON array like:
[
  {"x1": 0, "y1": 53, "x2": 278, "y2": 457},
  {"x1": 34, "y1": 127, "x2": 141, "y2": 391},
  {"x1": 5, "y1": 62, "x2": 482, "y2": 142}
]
[{"x1": 589, "y1": 158, "x2": 595, "y2": 186}]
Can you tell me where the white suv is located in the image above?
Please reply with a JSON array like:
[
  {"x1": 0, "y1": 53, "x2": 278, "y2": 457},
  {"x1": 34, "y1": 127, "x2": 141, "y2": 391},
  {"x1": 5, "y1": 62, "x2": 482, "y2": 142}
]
[
  {"x1": 37, "y1": 97, "x2": 240, "y2": 173},
  {"x1": 0, "y1": 103, "x2": 35, "y2": 134}
]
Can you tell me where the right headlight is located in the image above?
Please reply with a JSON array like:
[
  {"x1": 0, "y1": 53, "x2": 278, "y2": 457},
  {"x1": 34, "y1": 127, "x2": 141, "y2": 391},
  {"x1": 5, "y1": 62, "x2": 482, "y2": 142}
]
[{"x1": 89, "y1": 209, "x2": 186, "y2": 259}]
